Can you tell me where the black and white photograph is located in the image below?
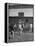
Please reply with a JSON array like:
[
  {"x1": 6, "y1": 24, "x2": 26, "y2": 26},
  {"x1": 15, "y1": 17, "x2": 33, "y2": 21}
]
[{"x1": 5, "y1": 3, "x2": 34, "y2": 43}]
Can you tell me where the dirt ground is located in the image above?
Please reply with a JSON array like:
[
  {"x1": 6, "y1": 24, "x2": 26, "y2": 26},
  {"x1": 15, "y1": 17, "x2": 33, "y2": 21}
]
[{"x1": 9, "y1": 32, "x2": 33, "y2": 42}]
